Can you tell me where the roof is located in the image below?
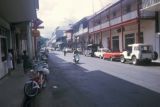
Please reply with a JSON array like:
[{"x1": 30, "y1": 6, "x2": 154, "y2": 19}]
[{"x1": 88, "y1": 0, "x2": 120, "y2": 20}]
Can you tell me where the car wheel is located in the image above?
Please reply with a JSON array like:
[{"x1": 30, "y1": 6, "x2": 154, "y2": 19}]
[
  {"x1": 100, "y1": 56, "x2": 102, "y2": 59},
  {"x1": 120, "y1": 55, "x2": 126, "y2": 63},
  {"x1": 132, "y1": 56, "x2": 138, "y2": 65}
]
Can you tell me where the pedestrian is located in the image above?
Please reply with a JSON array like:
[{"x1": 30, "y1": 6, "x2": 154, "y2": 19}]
[
  {"x1": 22, "y1": 50, "x2": 29, "y2": 74},
  {"x1": 64, "y1": 49, "x2": 66, "y2": 56},
  {"x1": 7, "y1": 49, "x2": 13, "y2": 75}
]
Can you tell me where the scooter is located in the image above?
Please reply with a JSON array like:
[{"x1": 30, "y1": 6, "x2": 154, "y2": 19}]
[{"x1": 73, "y1": 54, "x2": 80, "y2": 64}]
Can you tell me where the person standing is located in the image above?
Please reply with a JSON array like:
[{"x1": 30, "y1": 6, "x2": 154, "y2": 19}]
[
  {"x1": 7, "y1": 49, "x2": 13, "y2": 75},
  {"x1": 22, "y1": 50, "x2": 29, "y2": 74}
]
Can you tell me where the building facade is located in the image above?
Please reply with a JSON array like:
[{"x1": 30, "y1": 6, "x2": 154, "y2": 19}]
[
  {"x1": 88, "y1": 0, "x2": 156, "y2": 53},
  {"x1": 72, "y1": 17, "x2": 90, "y2": 53},
  {"x1": 142, "y1": 0, "x2": 160, "y2": 59}
]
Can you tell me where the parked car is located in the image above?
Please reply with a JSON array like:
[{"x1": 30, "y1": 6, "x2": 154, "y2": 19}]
[
  {"x1": 84, "y1": 44, "x2": 99, "y2": 57},
  {"x1": 103, "y1": 50, "x2": 122, "y2": 61},
  {"x1": 120, "y1": 43, "x2": 158, "y2": 65},
  {"x1": 64, "y1": 48, "x2": 72, "y2": 53},
  {"x1": 94, "y1": 48, "x2": 109, "y2": 58}
]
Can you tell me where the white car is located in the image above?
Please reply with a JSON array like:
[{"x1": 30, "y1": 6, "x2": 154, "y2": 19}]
[
  {"x1": 120, "y1": 43, "x2": 158, "y2": 65},
  {"x1": 94, "y1": 48, "x2": 109, "y2": 59}
]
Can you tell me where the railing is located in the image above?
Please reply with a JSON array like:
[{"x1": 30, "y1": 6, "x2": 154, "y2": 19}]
[
  {"x1": 110, "y1": 17, "x2": 121, "y2": 26},
  {"x1": 142, "y1": 0, "x2": 160, "y2": 8},
  {"x1": 101, "y1": 21, "x2": 109, "y2": 29},
  {"x1": 89, "y1": 27, "x2": 94, "y2": 33},
  {"x1": 141, "y1": 11, "x2": 155, "y2": 18},
  {"x1": 122, "y1": 10, "x2": 138, "y2": 22},
  {"x1": 83, "y1": 28, "x2": 88, "y2": 33},
  {"x1": 94, "y1": 25, "x2": 101, "y2": 31}
]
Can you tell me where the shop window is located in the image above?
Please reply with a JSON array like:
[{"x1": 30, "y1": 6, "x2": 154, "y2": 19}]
[
  {"x1": 112, "y1": 36, "x2": 119, "y2": 51},
  {"x1": 1, "y1": 38, "x2": 7, "y2": 61},
  {"x1": 125, "y1": 33, "x2": 135, "y2": 50}
]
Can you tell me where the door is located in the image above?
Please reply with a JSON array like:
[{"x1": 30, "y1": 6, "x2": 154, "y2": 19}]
[{"x1": 112, "y1": 36, "x2": 119, "y2": 51}]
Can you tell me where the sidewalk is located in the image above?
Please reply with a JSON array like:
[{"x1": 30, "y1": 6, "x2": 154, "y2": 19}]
[{"x1": 0, "y1": 64, "x2": 27, "y2": 107}]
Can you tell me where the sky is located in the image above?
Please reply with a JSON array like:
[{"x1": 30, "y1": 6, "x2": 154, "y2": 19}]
[{"x1": 37, "y1": 0, "x2": 116, "y2": 38}]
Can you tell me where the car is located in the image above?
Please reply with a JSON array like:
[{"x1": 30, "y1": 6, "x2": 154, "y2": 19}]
[
  {"x1": 64, "y1": 48, "x2": 72, "y2": 53},
  {"x1": 84, "y1": 44, "x2": 99, "y2": 57},
  {"x1": 94, "y1": 48, "x2": 109, "y2": 59},
  {"x1": 103, "y1": 50, "x2": 122, "y2": 61},
  {"x1": 120, "y1": 43, "x2": 158, "y2": 65}
]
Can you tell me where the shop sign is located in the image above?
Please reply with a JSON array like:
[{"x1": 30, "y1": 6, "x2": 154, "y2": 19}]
[{"x1": 32, "y1": 29, "x2": 40, "y2": 37}]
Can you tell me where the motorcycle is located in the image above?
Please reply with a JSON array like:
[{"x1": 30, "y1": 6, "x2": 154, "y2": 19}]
[{"x1": 73, "y1": 54, "x2": 80, "y2": 63}]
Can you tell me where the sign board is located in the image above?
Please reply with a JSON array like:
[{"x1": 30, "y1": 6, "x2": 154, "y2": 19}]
[{"x1": 32, "y1": 29, "x2": 40, "y2": 37}]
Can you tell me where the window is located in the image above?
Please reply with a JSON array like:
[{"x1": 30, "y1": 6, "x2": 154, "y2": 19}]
[{"x1": 126, "y1": 5, "x2": 131, "y2": 13}]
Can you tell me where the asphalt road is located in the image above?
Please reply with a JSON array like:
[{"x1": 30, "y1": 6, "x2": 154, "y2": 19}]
[{"x1": 33, "y1": 51, "x2": 160, "y2": 107}]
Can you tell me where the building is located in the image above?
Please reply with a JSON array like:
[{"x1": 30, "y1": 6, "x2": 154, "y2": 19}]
[
  {"x1": 142, "y1": 0, "x2": 160, "y2": 59},
  {"x1": 88, "y1": 0, "x2": 156, "y2": 53},
  {"x1": 53, "y1": 25, "x2": 72, "y2": 50},
  {"x1": 0, "y1": 0, "x2": 39, "y2": 78},
  {"x1": 65, "y1": 28, "x2": 73, "y2": 49},
  {"x1": 72, "y1": 16, "x2": 90, "y2": 53}
]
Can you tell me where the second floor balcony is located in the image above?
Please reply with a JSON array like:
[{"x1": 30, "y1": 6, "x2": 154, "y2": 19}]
[
  {"x1": 142, "y1": 0, "x2": 160, "y2": 11},
  {"x1": 122, "y1": 10, "x2": 138, "y2": 22},
  {"x1": 110, "y1": 16, "x2": 121, "y2": 26}
]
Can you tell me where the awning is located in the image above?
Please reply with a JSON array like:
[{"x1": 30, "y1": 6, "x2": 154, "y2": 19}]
[{"x1": 0, "y1": 0, "x2": 39, "y2": 23}]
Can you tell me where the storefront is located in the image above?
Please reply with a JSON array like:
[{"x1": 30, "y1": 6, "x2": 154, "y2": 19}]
[{"x1": 0, "y1": 18, "x2": 10, "y2": 78}]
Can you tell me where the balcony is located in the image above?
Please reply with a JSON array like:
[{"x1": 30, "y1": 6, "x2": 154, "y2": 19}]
[
  {"x1": 89, "y1": 27, "x2": 94, "y2": 33},
  {"x1": 94, "y1": 25, "x2": 101, "y2": 31},
  {"x1": 110, "y1": 17, "x2": 121, "y2": 26},
  {"x1": 122, "y1": 10, "x2": 138, "y2": 22},
  {"x1": 83, "y1": 28, "x2": 88, "y2": 33},
  {"x1": 101, "y1": 21, "x2": 109, "y2": 29},
  {"x1": 141, "y1": 11, "x2": 155, "y2": 18},
  {"x1": 142, "y1": 0, "x2": 160, "y2": 11}
]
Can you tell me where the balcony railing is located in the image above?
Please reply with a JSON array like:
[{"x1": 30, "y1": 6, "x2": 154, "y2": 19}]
[
  {"x1": 94, "y1": 25, "x2": 101, "y2": 31},
  {"x1": 141, "y1": 11, "x2": 155, "y2": 18},
  {"x1": 142, "y1": 0, "x2": 160, "y2": 8},
  {"x1": 122, "y1": 10, "x2": 138, "y2": 22},
  {"x1": 83, "y1": 28, "x2": 88, "y2": 33},
  {"x1": 110, "y1": 17, "x2": 121, "y2": 26},
  {"x1": 89, "y1": 27, "x2": 94, "y2": 33},
  {"x1": 101, "y1": 21, "x2": 109, "y2": 29}
]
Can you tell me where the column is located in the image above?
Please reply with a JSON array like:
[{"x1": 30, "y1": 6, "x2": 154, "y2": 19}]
[{"x1": 26, "y1": 22, "x2": 33, "y2": 59}]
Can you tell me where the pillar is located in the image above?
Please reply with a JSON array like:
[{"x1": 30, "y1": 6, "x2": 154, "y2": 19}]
[{"x1": 26, "y1": 22, "x2": 33, "y2": 59}]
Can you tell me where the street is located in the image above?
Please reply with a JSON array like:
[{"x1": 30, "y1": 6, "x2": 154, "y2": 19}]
[{"x1": 32, "y1": 51, "x2": 160, "y2": 107}]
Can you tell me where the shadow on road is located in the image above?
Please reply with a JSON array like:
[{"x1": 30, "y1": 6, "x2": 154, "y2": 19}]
[{"x1": 33, "y1": 53, "x2": 160, "y2": 107}]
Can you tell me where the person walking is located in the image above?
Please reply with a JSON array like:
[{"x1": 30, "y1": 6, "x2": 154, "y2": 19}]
[
  {"x1": 22, "y1": 50, "x2": 29, "y2": 74},
  {"x1": 7, "y1": 49, "x2": 13, "y2": 75}
]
